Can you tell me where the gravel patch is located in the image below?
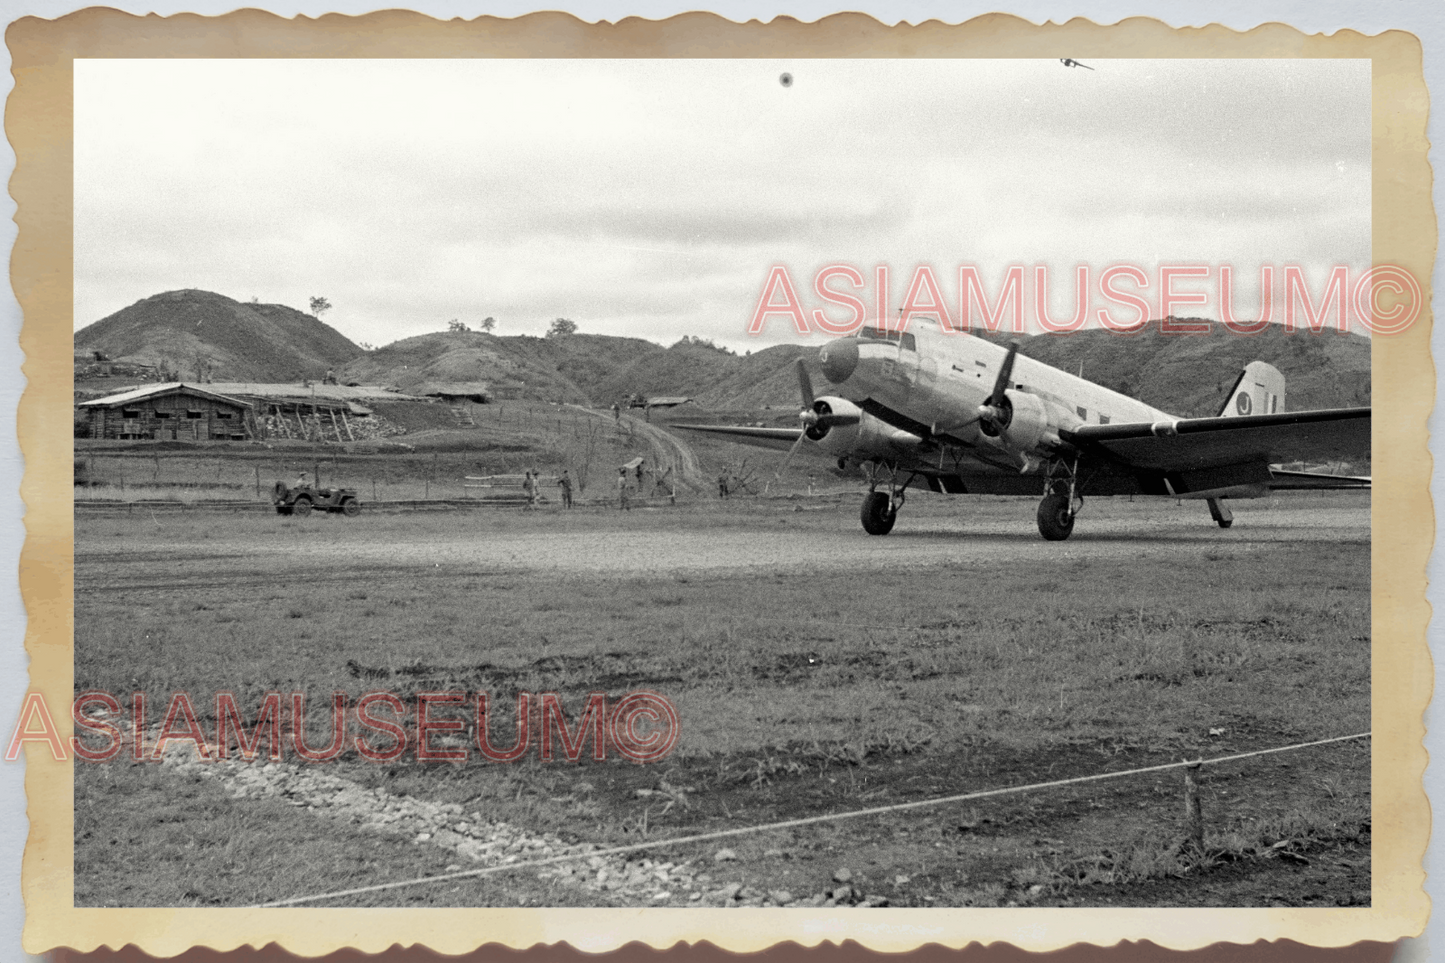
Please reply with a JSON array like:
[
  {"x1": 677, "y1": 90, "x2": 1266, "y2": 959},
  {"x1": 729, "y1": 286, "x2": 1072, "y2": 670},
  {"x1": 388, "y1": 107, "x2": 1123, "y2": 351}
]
[{"x1": 156, "y1": 741, "x2": 889, "y2": 907}]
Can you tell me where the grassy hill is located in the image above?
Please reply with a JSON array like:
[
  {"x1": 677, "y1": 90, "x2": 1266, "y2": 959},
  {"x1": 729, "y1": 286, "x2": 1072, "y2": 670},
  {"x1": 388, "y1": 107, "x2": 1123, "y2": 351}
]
[
  {"x1": 75, "y1": 290, "x2": 363, "y2": 383},
  {"x1": 1012, "y1": 320, "x2": 1370, "y2": 417},
  {"x1": 337, "y1": 331, "x2": 664, "y2": 403},
  {"x1": 590, "y1": 338, "x2": 747, "y2": 404},
  {"x1": 73, "y1": 288, "x2": 1370, "y2": 417}
]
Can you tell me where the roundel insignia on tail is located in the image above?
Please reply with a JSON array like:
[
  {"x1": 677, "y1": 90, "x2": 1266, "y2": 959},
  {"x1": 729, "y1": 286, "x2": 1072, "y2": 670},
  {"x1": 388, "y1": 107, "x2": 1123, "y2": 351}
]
[{"x1": 1236, "y1": 392, "x2": 1252, "y2": 415}]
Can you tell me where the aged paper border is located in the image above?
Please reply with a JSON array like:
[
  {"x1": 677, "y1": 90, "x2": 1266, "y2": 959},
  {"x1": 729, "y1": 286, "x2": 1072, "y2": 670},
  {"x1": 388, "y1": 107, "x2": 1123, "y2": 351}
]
[{"x1": 8, "y1": 9, "x2": 1433, "y2": 956}]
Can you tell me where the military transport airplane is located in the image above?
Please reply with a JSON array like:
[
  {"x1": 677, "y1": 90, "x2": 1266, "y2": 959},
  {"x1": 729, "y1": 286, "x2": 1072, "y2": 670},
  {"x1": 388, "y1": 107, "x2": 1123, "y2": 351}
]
[{"x1": 680, "y1": 320, "x2": 1370, "y2": 540}]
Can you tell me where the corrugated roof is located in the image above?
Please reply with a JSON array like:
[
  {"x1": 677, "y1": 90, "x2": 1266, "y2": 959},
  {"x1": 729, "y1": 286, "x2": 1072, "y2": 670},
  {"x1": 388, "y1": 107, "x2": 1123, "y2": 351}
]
[
  {"x1": 414, "y1": 381, "x2": 491, "y2": 397},
  {"x1": 78, "y1": 383, "x2": 253, "y2": 409},
  {"x1": 207, "y1": 382, "x2": 421, "y2": 401}
]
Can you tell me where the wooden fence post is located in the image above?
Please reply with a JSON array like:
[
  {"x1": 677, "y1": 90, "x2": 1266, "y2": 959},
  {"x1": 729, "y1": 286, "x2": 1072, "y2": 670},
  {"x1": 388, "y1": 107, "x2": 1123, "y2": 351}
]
[{"x1": 1183, "y1": 762, "x2": 1204, "y2": 855}]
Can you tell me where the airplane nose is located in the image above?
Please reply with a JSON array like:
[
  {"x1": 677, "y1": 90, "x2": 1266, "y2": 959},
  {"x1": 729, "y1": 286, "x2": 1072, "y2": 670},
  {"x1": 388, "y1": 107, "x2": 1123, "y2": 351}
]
[{"x1": 819, "y1": 339, "x2": 858, "y2": 383}]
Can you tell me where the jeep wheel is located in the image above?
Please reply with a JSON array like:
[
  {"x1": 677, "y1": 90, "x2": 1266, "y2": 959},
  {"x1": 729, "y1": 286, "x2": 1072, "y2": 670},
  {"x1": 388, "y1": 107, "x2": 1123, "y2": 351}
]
[
  {"x1": 291, "y1": 496, "x2": 313, "y2": 517},
  {"x1": 341, "y1": 497, "x2": 361, "y2": 517}
]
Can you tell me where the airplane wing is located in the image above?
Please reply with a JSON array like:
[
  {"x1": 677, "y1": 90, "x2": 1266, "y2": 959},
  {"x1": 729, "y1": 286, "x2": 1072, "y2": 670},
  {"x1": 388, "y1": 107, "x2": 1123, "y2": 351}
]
[
  {"x1": 673, "y1": 424, "x2": 803, "y2": 452},
  {"x1": 1060, "y1": 408, "x2": 1370, "y2": 470}
]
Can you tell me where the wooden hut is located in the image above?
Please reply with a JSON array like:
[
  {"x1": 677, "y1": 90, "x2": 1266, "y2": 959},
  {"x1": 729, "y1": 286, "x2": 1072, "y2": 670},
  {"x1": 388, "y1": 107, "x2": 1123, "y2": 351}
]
[{"x1": 77, "y1": 383, "x2": 254, "y2": 441}]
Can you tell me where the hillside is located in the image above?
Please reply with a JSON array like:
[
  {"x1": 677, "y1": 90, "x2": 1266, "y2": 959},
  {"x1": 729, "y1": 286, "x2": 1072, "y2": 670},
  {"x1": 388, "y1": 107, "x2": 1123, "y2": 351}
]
[
  {"x1": 1012, "y1": 320, "x2": 1370, "y2": 417},
  {"x1": 337, "y1": 331, "x2": 663, "y2": 404},
  {"x1": 590, "y1": 339, "x2": 749, "y2": 404},
  {"x1": 689, "y1": 344, "x2": 823, "y2": 409},
  {"x1": 73, "y1": 288, "x2": 1370, "y2": 416},
  {"x1": 76, "y1": 290, "x2": 363, "y2": 383}
]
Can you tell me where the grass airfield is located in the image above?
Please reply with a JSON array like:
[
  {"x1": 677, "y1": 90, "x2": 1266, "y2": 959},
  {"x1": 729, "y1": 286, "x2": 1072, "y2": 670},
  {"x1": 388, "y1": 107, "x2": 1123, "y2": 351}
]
[{"x1": 74, "y1": 489, "x2": 1371, "y2": 908}]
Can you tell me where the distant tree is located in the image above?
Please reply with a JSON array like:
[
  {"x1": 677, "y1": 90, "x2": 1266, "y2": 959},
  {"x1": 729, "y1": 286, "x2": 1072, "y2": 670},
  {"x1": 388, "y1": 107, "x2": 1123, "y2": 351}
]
[
  {"x1": 248, "y1": 295, "x2": 260, "y2": 304},
  {"x1": 357, "y1": 341, "x2": 375, "y2": 351},
  {"x1": 309, "y1": 296, "x2": 332, "y2": 319},
  {"x1": 448, "y1": 319, "x2": 470, "y2": 333},
  {"x1": 479, "y1": 317, "x2": 497, "y2": 332},
  {"x1": 546, "y1": 318, "x2": 578, "y2": 338}
]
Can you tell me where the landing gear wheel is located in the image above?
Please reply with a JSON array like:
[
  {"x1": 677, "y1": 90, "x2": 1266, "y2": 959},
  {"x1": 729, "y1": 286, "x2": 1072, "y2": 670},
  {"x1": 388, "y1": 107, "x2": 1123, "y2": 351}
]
[
  {"x1": 1037, "y1": 492, "x2": 1075, "y2": 541},
  {"x1": 291, "y1": 496, "x2": 313, "y2": 518},
  {"x1": 861, "y1": 491, "x2": 896, "y2": 536},
  {"x1": 341, "y1": 497, "x2": 361, "y2": 517}
]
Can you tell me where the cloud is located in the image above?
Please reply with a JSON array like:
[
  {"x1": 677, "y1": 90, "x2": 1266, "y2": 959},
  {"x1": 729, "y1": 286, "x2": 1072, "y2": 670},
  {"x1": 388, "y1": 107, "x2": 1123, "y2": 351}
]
[{"x1": 74, "y1": 58, "x2": 1370, "y2": 350}]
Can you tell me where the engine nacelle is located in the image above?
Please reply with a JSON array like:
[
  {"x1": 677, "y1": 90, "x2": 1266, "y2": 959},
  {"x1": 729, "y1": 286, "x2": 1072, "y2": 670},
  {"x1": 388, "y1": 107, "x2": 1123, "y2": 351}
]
[
  {"x1": 983, "y1": 389, "x2": 1050, "y2": 455},
  {"x1": 807, "y1": 396, "x2": 919, "y2": 461},
  {"x1": 806, "y1": 396, "x2": 863, "y2": 453}
]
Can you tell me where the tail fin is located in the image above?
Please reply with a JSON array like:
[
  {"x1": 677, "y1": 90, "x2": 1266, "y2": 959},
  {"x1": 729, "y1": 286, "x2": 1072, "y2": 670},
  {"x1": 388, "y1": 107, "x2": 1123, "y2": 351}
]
[{"x1": 1219, "y1": 361, "x2": 1285, "y2": 417}]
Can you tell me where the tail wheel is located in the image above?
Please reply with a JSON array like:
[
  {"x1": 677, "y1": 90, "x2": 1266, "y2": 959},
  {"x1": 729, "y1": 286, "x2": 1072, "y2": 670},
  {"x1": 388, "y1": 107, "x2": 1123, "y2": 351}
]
[
  {"x1": 291, "y1": 496, "x2": 313, "y2": 517},
  {"x1": 1037, "y1": 492, "x2": 1075, "y2": 541},
  {"x1": 860, "y1": 491, "x2": 897, "y2": 536},
  {"x1": 341, "y1": 497, "x2": 361, "y2": 517}
]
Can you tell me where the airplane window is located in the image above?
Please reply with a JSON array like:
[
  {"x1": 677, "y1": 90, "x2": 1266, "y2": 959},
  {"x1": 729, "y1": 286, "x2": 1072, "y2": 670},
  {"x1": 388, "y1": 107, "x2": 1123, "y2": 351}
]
[
  {"x1": 899, "y1": 333, "x2": 916, "y2": 352},
  {"x1": 857, "y1": 327, "x2": 901, "y2": 343},
  {"x1": 1076, "y1": 406, "x2": 1088, "y2": 419},
  {"x1": 1099, "y1": 414, "x2": 1111, "y2": 424}
]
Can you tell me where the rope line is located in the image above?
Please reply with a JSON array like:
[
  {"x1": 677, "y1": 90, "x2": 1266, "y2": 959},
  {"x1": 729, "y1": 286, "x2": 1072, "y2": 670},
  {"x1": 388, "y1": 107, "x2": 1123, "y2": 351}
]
[{"x1": 257, "y1": 731, "x2": 1369, "y2": 908}]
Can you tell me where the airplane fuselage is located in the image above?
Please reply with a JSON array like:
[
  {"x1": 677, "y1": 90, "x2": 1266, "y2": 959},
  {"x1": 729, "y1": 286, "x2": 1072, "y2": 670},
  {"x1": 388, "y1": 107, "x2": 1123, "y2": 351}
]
[
  {"x1": 818, "y1": 320, "x2": 1171, "y2": 470},
  {"x1": 677, "y1": 318, "x2": 1364, "y2": 540}
]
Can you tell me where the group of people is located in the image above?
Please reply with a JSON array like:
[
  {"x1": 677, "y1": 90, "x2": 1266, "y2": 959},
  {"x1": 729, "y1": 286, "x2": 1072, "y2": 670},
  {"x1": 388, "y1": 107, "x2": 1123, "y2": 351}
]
[
  {"x1": 522, "y1": 469, "x2": 573, "y2": 509},
  {"x1": 515, "y1": 463, "x2": 648, "y2": 510}
]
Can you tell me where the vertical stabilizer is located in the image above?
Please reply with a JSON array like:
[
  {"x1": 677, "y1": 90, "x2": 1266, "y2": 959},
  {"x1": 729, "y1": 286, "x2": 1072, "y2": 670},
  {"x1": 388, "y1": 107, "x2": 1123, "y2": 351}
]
[{"x1": 1219, "y1": 360, "x2": 1285, "y2": 417}]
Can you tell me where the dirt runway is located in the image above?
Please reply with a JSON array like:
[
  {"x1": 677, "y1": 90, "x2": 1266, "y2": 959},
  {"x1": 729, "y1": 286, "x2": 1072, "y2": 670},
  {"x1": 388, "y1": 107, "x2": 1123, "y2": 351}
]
[{"x1": 76, "y1": 492, "x2": 1370, "y2": 586}]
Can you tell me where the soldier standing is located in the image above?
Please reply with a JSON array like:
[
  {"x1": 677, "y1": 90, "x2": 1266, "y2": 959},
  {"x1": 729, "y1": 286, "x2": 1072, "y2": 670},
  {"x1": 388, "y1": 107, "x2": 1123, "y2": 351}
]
[
  {"x1": 557, "y1": 470, "x2": 573, "y2": 509},
  {"x1": 617, "y1": 468, "x2": 631, "y2": 511}
]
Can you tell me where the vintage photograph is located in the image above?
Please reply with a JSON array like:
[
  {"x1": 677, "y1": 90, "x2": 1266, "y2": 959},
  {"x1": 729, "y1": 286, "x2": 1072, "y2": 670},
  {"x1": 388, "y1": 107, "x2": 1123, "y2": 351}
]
[{"x1": 69, "y1": 55, "x2": 1375, "y2": 914}]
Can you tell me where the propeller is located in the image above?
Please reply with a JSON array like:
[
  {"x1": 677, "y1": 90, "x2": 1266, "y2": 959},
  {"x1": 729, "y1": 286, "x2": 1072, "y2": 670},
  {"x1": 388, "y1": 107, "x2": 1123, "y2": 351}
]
[
  {"x1": 929, "y1": 341, "x2": 1020, "y2": 440},
  {"x1": 766, "y1": 360, "x2": 861, "y2": 493},
  {"x1": 796, "y1": 358, "x2": 814, "y2": 410},
  {"x1": 974, "y1": 341, "x2": 1019, "y2": 436}
]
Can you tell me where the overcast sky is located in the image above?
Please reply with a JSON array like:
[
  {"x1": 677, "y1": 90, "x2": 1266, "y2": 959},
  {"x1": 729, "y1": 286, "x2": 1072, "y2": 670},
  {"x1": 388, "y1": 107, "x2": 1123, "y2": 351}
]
[{"x1": 74, "y1": 58, "x2": 1370, "y2": 351}]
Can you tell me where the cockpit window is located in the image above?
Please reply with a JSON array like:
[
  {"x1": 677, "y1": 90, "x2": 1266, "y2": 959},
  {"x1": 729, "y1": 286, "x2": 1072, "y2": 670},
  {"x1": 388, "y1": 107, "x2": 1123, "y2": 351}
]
[{"x1": 855, "y1": 328, "x2": 917, "y2": 351}]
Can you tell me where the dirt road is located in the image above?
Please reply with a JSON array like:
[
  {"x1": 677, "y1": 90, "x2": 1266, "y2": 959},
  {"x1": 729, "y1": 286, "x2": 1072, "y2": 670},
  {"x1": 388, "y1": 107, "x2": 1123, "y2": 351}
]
[{"x1": 568, "y1": 404, "x2": 708, "y2": 492}]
